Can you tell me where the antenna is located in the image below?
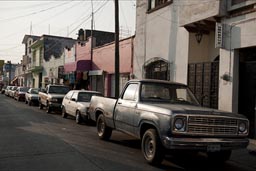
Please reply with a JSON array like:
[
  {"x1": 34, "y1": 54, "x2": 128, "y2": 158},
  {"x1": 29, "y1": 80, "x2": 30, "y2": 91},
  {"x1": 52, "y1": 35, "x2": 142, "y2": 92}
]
[
  {"x1": 30, "y1": 22, "x2": 33, "y2": 35},
  {"x1": 48, "y1": 24, "x2": 50, "y2": 35}
]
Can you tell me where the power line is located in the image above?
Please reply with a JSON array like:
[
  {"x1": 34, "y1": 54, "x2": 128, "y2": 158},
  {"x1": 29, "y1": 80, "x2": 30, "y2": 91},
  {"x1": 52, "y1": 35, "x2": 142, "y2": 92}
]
[{"x1": 0, "y1": 1, "x2": 74, "y2": 22}]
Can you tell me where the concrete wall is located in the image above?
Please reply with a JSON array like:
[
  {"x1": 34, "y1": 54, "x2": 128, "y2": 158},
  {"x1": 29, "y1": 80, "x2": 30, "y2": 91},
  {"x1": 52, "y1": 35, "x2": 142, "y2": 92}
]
[
  {"x1": 188, "y1": 31, "x2": 220, "y2": 63},
  {"x1": 134, "y1": 0, "x2": 189, "y2": 84},
  {"x1": 93, "y1": 37, "x2": 133, "y2": 73},
  {"x1": 179, "y1": 0, "x2": 223, "y2": 26},
  {"x1": 219, "y1": 11, "x2": 256, "y2": 112}
]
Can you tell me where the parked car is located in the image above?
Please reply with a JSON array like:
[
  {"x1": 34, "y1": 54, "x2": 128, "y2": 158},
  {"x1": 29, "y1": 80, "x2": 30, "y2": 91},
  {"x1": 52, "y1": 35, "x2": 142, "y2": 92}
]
[
  {"x1": 38, "y1": 84, "x2": 70, "y2": 113},
  {"x1": 25, "y1": 88, "x2": 40, "y2": 106},
  {"x1": 88, "y1": 79, "x2": 249, "y2": 165},
  {"x1": 62, "y1": 90, "x2": 102, "y2": 124},
  {"x1": 9, "y1": 86, "x2": 18, "y2": 98},
  {"x1": 1, "y1": 86, "x2": 6, "y2": 94},
  {"x1": 14, "y1": 87, "x2": 30, "y2": 101},
  {"x1": 5, "y1": 86, "x2": 12, "y2": 96}
]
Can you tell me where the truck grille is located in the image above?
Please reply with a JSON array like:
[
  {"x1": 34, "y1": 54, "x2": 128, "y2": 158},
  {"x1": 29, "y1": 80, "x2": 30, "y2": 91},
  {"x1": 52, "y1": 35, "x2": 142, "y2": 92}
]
[{"x1": 187, "y1": 116, "x2": 238, "y2": 136}]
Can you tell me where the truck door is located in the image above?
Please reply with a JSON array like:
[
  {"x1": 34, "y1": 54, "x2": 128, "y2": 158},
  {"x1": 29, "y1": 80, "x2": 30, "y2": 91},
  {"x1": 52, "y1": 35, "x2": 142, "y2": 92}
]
[{"x1": 114, "y1": 83, "x2": 138, "y2": 135}]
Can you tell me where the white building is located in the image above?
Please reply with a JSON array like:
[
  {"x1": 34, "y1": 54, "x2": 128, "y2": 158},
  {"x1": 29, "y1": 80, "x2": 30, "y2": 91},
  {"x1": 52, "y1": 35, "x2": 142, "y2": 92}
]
[
  {"x1": 30, "y1": 35, "x2": 75, "y2": 88},
  {"x1": 22, "y1": 35, "x2": 40, "y2": 87},
  {"x1": 134, "y1": 0, "x2": 256, "y2": 138}
]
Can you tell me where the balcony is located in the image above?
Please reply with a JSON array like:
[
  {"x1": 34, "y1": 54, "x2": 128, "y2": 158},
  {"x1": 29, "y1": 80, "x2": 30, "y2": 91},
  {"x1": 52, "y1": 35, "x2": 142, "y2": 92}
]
[
  {"x1": 28, "y1": 66, "x2": 43, "y2": 73},
  {"x1": 179, "y1": 0, "x2": 226, "y2": 27}
]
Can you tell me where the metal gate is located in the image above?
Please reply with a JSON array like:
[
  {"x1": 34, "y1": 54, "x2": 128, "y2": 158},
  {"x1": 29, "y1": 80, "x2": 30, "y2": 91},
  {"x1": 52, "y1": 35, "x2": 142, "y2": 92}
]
[{"x1": 188, "y1": 62, "x2": 219, "y2": 109}]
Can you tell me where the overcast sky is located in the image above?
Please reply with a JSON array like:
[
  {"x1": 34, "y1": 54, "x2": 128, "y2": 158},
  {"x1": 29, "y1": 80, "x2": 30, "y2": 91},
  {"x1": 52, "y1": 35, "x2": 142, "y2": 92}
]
[{"x1": 0, "y1": 0, "x2": 136, "y2": 63}]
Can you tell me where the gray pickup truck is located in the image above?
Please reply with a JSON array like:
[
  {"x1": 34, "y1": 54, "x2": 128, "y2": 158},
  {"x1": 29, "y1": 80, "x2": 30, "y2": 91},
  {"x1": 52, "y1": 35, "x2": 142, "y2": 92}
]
[
  {"x1": 88, "y1": 79, "x2": 249, "y2": 165},
  {"x1": 38, "y1": 84, "x2": 70, "y2": 113}
]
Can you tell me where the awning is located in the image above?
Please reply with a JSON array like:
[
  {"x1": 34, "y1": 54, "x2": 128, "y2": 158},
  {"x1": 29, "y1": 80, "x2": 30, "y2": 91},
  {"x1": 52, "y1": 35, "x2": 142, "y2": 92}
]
[
  {"x1": 64, "y1": 60, "x2": 90, "y2": 73},
  {"x1": 11, "y1": 77, "x2": 18, "y2": 84},
  {"x1": 89, "y1": 70, "x2": 104, "y2": 76}
]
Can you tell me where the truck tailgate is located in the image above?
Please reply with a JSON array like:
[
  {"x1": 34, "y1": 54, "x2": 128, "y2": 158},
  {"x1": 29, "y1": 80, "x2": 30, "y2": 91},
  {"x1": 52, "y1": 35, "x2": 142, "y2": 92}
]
[{"x1": 89, "y1": 96, "x2": 117, "y2": 127}]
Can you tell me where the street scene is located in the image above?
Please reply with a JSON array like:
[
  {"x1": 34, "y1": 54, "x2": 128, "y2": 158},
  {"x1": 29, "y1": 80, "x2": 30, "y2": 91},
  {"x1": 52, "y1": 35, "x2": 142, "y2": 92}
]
[
  {"x1": 0, "y1": 93, "x2": 256, "y2": 171},
  {"x1": 0, "y1": 0, "x2": 256, "y2": 170}
]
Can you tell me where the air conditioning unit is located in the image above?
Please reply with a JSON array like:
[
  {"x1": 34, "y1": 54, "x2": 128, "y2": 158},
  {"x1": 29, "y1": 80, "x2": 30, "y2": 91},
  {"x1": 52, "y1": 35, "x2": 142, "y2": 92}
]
[{"x1": 215, "y1": 23, "x2": 223, "y2": 48}]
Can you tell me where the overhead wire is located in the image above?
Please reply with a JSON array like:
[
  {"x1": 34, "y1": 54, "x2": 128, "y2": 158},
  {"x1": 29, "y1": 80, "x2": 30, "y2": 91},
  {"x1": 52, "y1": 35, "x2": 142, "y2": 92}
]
[{"x1": 0, "y1": 1, "x2": 74, "y2": 22}]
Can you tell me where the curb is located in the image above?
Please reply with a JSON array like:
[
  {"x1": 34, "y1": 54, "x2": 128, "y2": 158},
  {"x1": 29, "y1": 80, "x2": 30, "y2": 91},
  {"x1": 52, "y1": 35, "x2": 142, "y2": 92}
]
[{"x1": 248, "y1": 139, "x2": 256, "y2": 155}]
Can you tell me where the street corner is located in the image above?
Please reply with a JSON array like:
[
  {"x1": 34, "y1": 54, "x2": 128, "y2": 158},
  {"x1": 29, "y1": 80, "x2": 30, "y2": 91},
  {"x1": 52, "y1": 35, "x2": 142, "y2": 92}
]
[{"x1": 247, "y1": 139, "x2": 256, "y2": 155}]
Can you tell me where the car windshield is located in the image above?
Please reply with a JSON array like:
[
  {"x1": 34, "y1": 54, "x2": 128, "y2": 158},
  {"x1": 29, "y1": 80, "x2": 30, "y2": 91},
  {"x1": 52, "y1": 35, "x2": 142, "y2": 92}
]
[
  {"x1": 20, "y1": 87, "x2": 30, "y2": 92},
  {"x1": 77, "y1": 92, "x2": 102, "y2": 102},
  {"x1": 48, "y1": 86, "x2": 70, "y2": 94},
  {"x1": 140, "y1": 82, "x2": 200, "y2": 106},
  {"x1": 31, "y1": 89, "x2": 39, "y2": 94}
]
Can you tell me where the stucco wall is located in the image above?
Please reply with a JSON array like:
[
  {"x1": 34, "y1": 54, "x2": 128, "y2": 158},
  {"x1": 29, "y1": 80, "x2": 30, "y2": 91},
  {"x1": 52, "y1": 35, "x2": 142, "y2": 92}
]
[
  {"x1": 134, "y1": 0, "x2": 189, "y2": 84},
  {"x1": 219, "y1": 12, "x2": 256, "y2": 113},
  {"x1": 179, "y1": 0, "x2": 223, "y2": 26},
  {"x1": 93, "y1": 37, "x2": 133, "y2": 73},
  {"x1": 188, "y1": 31, "x2": 219, "y2": 63}
]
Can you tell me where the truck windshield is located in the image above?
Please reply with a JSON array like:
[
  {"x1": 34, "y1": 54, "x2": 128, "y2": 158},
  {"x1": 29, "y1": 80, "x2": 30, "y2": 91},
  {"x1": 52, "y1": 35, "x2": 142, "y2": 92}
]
[
  {"x1": 49, "y1": 86, "x2": 70, "y2": 94},
  {"x1": 140, "y1": 83, "x2": 200, "y2": 106}
]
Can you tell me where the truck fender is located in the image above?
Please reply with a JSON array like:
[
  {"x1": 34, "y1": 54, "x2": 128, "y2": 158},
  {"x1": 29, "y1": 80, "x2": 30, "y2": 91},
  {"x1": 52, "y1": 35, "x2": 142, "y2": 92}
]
[{"x1": 139, "y1": 120, "x2": 161, "y2": 140}]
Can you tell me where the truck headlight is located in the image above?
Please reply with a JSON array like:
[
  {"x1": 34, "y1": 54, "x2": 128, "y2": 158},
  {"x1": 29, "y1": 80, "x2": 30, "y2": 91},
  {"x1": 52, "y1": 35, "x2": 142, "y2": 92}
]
[
  {"x1": 238, "y1": 121, "x2": 248, "y2": 134},
  {"x1": 174, "y1": 117, "x2": 186, "y2": 131}
]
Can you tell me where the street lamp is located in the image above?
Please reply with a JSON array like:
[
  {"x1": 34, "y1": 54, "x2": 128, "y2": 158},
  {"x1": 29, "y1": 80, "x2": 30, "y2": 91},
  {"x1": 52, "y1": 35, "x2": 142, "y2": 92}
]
[{"x1": 195, "y1": 31, "x2": 203, "y2": 44}]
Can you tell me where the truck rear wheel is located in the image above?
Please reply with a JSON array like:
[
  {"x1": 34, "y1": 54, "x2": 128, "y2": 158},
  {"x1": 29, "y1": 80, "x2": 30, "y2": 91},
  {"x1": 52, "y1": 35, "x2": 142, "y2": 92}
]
[
  {"x1": 39, "y1": 101, "x2": 43, "y2": 109},
  {"x1": 142, "y1": 129, "x2": 164, "y2": 165},
  {"x1": 97, "y1": 114, "x2": 112, "y2": 140}
]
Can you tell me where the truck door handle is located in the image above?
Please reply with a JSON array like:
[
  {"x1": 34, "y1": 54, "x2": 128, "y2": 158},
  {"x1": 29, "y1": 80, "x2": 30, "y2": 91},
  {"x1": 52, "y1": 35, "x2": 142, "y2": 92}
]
[{"x1": 117, "y1": 102, "x2": 122, "y2": 105}]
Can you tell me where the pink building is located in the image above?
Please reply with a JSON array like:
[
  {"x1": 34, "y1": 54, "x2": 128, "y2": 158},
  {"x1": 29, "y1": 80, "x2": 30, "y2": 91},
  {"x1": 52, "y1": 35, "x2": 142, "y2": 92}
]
[
  {"x1": 91, "y1": 36, "x2": 134, "y2": 97},
  {"x1": 63, "y1": 33, "x2": 134, "y2": 96}
]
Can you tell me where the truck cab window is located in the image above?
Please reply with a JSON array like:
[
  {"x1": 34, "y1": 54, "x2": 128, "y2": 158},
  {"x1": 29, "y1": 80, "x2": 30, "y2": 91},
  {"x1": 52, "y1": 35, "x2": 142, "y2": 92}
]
[{"x1": 122, "y1": 84, "x2": 138, "y2": 101}]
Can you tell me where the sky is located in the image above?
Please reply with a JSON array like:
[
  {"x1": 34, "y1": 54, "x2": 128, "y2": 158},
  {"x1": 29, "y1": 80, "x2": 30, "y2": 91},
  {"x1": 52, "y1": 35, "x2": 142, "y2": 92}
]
[{"x1": 0, "y1": 0, "x2": 136, "y2": 64}]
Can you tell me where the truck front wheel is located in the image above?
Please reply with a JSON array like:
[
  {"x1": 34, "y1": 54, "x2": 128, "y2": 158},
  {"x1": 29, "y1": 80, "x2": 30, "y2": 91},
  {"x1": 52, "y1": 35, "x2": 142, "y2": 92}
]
[
  {"x1": 142, "y1": 129, "x2": 164, "y2": 165},
  {"x1": 97, "y1": 114, "x2": 112, "y2": 140}
]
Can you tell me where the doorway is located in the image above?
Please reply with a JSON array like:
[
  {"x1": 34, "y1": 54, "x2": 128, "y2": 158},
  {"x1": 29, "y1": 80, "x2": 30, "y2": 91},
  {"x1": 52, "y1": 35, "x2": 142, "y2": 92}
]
[{"x1": 239, "y1": 47, "x2": 256, "y2": 138}]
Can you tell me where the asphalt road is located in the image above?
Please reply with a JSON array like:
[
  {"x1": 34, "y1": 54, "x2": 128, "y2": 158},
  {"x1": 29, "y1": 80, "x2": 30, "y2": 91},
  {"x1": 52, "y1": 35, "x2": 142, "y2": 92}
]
[{"x1": 0, "y1": 94, "x2": 256, "y2": 171}]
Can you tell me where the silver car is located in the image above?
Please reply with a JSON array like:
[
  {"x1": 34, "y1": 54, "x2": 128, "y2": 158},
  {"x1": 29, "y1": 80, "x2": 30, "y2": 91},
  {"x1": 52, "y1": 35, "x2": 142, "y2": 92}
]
[
  {"x1": 25, "y1": 88, "x2": 40, "y2": 106},
  {"x1": 61, "y1": 90, "x2": 102, "y2": 124}
]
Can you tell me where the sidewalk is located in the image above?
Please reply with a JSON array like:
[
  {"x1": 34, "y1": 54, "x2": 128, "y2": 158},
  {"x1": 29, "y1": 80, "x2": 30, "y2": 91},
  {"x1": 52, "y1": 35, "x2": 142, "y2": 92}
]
[{"x1": 248, "y1": 139, "x2": 256, "y2": 155}]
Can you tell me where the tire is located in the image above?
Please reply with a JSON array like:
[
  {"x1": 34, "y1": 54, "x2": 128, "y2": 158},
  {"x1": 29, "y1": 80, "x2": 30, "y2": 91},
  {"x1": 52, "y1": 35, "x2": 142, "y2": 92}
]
[
  {"x1": 39, "y1": 101, "x2": 43, "y2": 109},
  {"x1": 17, "y1": 97, "x2": 20, "y2": 101},
  {"x1": 207, "y1": 150, "x2": 232, "y2": 163},
  {"x1": 75, "y1": 111, "x2": 82, "y2": 124},
  {"x1": 141, "y1": 129, "x2": 165, "y2": 165},
  {"x1": 28, "y1": 100, "x2": 32, "y2": 106},
  {"x1": 25, "y1": 99, "x2": 28, "y2": 104},
  {"x1": 46, "y1": 102, "x2": 51, "y2": 113},
  {"x1": 96, "y1": 114, "x2": 112, "y2": 140},
  {"x1": 62, "y1": 107, "x2": 67, "y2": 118}
]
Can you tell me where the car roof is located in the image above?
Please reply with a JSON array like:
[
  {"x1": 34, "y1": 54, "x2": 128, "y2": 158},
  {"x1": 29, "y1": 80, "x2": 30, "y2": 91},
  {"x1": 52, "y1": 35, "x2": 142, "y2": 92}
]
[{"x1": 69, "y1": 90, "x2": 102, "y2": 94}]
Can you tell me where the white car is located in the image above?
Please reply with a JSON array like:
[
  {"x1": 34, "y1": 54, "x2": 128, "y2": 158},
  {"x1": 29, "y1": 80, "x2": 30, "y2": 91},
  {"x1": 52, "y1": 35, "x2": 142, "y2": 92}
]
[
  {"x1": 61, "y1": 90, "x2": 102, "y2": 124},
  {"x1": 25, "y1": 88, "x2": 40, "y2": 106}
]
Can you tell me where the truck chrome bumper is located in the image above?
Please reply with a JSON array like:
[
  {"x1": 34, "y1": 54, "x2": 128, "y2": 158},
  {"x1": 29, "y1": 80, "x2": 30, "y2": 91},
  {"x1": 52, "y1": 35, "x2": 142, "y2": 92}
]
[{"x1": 162, "y1": 136, "x2": 249, "y2": 151}]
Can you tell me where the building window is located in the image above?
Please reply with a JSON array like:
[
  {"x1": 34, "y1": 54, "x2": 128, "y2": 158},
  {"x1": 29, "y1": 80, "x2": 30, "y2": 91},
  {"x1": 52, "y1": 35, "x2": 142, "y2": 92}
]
[
  {"x1": 145, "y1": 60, "x2": 169, "y2": 81},
  {"x1": 148, "y1": 0, "x2": 172, "y2": 11}
]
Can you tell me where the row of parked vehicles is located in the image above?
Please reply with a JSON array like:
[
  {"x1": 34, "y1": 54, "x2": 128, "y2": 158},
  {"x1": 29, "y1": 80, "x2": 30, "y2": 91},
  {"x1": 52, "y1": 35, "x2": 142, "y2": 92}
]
[{"x1": 2, "y1": 79, "x2": 251, "y2": 165}]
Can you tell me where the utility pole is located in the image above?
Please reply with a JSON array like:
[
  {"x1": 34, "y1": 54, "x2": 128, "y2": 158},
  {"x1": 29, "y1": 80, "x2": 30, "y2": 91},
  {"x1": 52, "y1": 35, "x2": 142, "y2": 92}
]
[
  {"x1": 114, "y1": 0, "x2": 120, "y2": 98},
  {"x1": 90, "y1": 0, "x2": 94, "y2": 91},
  {"x1": 8, "y1": 61, "x2": 11, "y2": 85}
]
